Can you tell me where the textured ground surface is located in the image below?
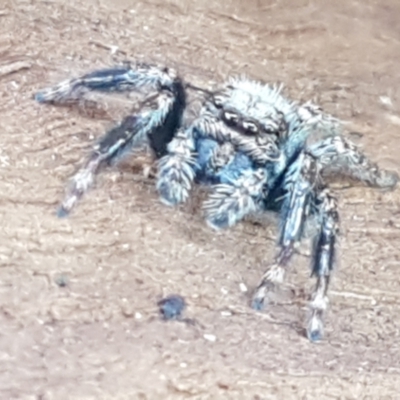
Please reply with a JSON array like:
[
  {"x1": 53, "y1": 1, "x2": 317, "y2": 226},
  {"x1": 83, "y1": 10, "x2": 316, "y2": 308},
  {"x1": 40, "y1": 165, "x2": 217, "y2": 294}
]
[{"x1": 1, "y1": 0, "x2": 400, "y2": 398}]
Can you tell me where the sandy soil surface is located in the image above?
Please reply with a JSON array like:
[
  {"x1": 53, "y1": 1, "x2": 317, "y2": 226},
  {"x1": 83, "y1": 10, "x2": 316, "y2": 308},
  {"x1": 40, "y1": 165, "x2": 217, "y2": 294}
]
[{"x1": 1, "y1": 0, "x2": 400, "y2": 398}]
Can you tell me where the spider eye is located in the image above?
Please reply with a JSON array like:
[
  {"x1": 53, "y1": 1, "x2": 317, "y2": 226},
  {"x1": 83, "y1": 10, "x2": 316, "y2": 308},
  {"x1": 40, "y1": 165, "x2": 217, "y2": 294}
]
[
  {"x1": 213, "y1": 95, "x2": 225, "y2": 109},
  {"x1": 223, "y1": 111, "x2": 239, "y2": 125},
  {"x1": 242, "y1": 120, "x2": 259, "y2": 134},
  {"x1": 264, "y1": 126, "x2": 278, "y2": 135},
  {"x1": 262, "y1": 120, "x2": 279, "y2": 135}
]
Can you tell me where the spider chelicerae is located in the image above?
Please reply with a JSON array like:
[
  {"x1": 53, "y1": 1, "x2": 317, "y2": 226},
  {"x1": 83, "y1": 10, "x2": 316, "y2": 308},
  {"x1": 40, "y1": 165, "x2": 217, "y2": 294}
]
[{"x1": 35, "y1": 63, "x2": 398, "y2": 342}]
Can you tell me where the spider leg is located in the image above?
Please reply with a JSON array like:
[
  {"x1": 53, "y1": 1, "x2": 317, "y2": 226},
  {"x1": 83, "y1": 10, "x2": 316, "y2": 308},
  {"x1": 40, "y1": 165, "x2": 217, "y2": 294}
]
[
  {"x1": 35, "y1": 64, "x2": 178, "y2": 103},
  {"x1": 156, "y1": 128, "x2": 197, "y2": 206},
  {"x1": 251, "y1": 151, "x2": 317, "y2": 310},
  {"x1": 310, "y1": 135, "x2": 398, "y2": 188},
  {"x1": 307, "y1": 188, "x2": 339, "y2": 342},
  {"x1": 203, "y1": 166, "x2": 268, "y2": 229},
  {"x1": 204, "y1": 142, "x2": 236, "y2": 178},
  {"x1": 44, "y1": 66, "x2": 186, "y2": 216}
]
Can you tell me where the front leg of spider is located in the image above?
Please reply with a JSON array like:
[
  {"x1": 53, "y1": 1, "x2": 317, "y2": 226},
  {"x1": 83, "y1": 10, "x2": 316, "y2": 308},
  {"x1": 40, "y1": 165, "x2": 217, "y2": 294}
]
[
  {"x1": 252, "y1": 149, "x2": 340, "y2": 342},
  {"x1": 36, "y1": 65, "x2": 186, "y2": 216},
  {"x1": 251, "y1": 152, "x2": 317, "y2": 309},
  {"x1": 307, "y1": 189, "x2": 338, "y2": 342}
]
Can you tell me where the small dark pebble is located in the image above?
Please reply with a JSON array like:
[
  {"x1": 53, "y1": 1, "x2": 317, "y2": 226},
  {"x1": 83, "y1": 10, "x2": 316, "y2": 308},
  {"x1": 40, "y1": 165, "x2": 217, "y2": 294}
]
[{"x1": 158, "y1": 294, "x2": 186, "y2": 320}]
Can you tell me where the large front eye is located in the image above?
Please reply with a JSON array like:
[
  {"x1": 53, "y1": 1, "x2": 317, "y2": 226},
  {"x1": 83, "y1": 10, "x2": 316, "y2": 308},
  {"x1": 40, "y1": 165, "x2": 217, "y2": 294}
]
[
  {"x1": 223, "y1": 111, "x2": 239, "y2": 125},
  {"x1": 242, "y1": 120, "x2": 259, "y2": 135},
  {"x1": 263, "y1": 125, "x2": 278, "y2": 135}
]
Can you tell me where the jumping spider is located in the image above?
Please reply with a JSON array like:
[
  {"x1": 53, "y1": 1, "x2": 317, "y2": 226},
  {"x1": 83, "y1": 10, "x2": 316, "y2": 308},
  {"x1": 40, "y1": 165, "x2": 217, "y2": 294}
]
[{"x1": 35, "y1": 63, "x2": 398, "y2": 342}]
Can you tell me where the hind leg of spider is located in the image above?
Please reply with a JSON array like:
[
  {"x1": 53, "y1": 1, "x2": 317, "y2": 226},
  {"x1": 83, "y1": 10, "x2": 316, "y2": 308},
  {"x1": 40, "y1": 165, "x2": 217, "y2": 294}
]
[
  {"x1": 307, "y1": 189, "x2": 338, "y2": 342},
  {"x1": 310, "y1": 135, "x2": 398, "y2": 188},
  {"x1": 251, "y1": 151, "x2": 317, "y2": 311},
  {"x1": 57, "y1": 80, "x2": 186, "y2": 216}
]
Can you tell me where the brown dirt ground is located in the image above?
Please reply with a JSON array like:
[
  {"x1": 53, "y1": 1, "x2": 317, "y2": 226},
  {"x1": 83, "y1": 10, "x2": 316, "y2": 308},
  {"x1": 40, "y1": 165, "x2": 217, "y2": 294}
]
[{"x1": 1, "y1": 0, "x2": 400, "y2": 398}]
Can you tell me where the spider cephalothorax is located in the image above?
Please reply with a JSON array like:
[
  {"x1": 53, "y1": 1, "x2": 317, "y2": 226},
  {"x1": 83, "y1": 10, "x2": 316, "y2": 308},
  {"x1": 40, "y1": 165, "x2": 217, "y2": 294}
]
[{"x1": 35, "y1": 63, "x2": 398, "y2": 342}]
